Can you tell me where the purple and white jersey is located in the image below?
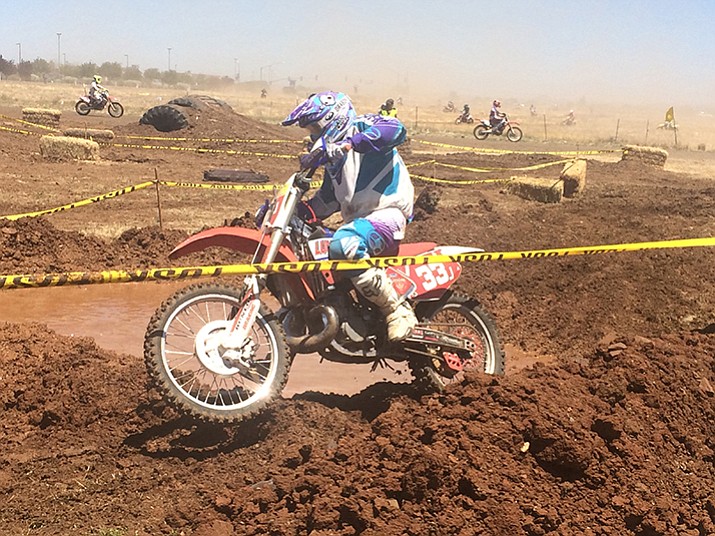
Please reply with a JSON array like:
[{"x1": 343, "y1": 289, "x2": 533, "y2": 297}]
[{"x1": 307, "y1": 113, "x2": 414, "y2": 235}]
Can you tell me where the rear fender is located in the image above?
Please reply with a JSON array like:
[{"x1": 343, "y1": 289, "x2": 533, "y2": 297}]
[
  {"x1": 170, "y1": 226, "x2": 314, "y2": 300},
  {"x1": 389, "y1": 244, "x2": 484, "y2": 301}
]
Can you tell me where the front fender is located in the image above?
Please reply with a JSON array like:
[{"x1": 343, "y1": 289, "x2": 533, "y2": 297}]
[
  {"x1": 169, "y1": 226, "x2": 299, "y2": 262},
  {"x1": 170, "y1": 226, "x2": 314, "y2": 302}
]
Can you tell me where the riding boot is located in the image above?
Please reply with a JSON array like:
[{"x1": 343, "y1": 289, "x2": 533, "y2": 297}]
[{"x1": 351, "y1": 267, "x2": 418, "y2": 342}]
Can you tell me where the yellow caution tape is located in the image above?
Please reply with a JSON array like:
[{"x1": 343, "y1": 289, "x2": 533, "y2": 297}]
[
  {"x1": 0, "y1": 179, "x2": 324, "y2": 219},
  {"x1": 118, "y1": 134, "x2": 301, "y2": 144},
  {"x1": 434, "y1": 158, "x2": 573, "y2": 173},
  {"x1": 415, "y1": 139, "x2": 617, "y2": 156},
  {"x1": 160, "y1": 180, "x2": 322, "y2": 191},
  {"x1": 0, "y1": 113, "x2": 61, "y2": 132},
  {"x1": 1, "y1": 182, "x2": 155, "y2": 220},
  {"x1": 0, "y1": 124, "x2": 38, "y2": 136},
  {"x1": 104, "y1": 141, "x2": 296, "y2": 159},
  {"x1": 2, "y1": 236, "x2": 712, "y2": 290},
  {"x1": 411, "y1": 173, "x2": 513, "y2": 185}
]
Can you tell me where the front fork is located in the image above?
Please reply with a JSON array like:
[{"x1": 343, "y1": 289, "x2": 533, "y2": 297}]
[
  {"x1": 218, "y1": 274, "x2": 264, "y2": 350},
  {"x1": 219, "y1": 181, "x2": 305, "y2": 350}
]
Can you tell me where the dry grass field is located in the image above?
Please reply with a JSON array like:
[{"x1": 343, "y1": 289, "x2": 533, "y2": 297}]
[{"x1": 2, "y1": 79, "x2": 714, "y2": 150}]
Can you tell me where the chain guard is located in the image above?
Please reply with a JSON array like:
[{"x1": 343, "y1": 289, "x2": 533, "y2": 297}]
[{"x1": 401, "y1": 325, "x2": 477, "y2": 376}]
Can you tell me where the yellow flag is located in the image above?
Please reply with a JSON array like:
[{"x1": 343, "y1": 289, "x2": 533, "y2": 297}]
[{"x1": 665, "y1": 106, "x2": 674, "y2": 122}]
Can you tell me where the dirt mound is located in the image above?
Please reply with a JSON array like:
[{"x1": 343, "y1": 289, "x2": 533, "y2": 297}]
[
  {"x1": 117, "y1": 94, "x2": 299, "y2": 143},
  {"x1": 0, "y1": 218, "x2": 254, "y2": 275},
  {"x1": 1, "y1": 321, "x2": 713, "y2": 535}
]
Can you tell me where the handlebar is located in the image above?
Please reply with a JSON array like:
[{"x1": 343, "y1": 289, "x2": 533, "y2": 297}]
[{"x1": 293, "y1": 146, "x2": 325, "y2": 191}]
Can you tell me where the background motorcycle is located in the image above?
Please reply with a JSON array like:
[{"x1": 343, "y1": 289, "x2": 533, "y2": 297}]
[
  {"x1": 455, "y1": 112, "x2": 475, "y2": 124},
  {"x1": 75, "y1": 90, "x2": 124, "y2": 118},
  {"x1": 143, "y1": 149, "x2": 505, "y2": 423},
  {"x1": 473, "y1": 114, "x2": 523, "y2": 142}
]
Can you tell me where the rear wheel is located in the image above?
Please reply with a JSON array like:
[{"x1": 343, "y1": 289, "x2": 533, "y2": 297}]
[
  {"x1": 411, "y1": 291, "x2": 504, "y2": 393},
  {"x1": 75, "y1": 100, "x2": 90, "y2": 116},
  {"x1": 143, "y1": 282, "x2": 291, "y2": 423},
  {"x1": 506, "y1": 126, "x2": 523, "y2": 142},
  {"x1": 108, "y1": 101, "x2": 124, "y2": 118},
  {"x1": 473, "y1": 124, "x2": 490, "y2": 140}
]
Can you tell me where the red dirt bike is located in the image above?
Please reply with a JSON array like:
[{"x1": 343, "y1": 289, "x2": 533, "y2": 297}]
[
  {"x1": 455, "y1": 111, "x2": 475, "y2": 124},
  {"x1": 143, "y1": 150, "x2": 504, "y2": 423},
  {"x1": 75, "y1": 90, "x2": 124, "y2": 118},
  {"x1": 473, "y1": 114, "x2": 523, "y2": 142}
]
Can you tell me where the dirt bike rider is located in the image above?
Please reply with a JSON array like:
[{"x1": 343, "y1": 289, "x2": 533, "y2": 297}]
[
  {"x1": 461, "y1": 103, "x2": 471, "y2": 120},
  {"x1": 88, "y1": 75, "x2": 107, "y2": 107},
  {"x1": 490, "y1": 100, "x2": 506, "y2": 134},
  {"x1": 379, "y1": 98, "x2": 398, "y2": 117},
  {"x1": 564, "y1": 110, "x2": 576, "y2": 125},
  {"x1": 278, "y1": 91, "x2": 417, "y2": 342}
]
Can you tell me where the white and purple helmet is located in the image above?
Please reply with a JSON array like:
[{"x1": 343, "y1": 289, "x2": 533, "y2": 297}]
[{"x1": 282, "y1": 91, "x2": 356, "y2": 143}]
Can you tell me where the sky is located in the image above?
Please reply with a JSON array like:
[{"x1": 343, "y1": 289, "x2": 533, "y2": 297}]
[{"x1": 1, "y1": 0, "x2": 714, "y2": 109}]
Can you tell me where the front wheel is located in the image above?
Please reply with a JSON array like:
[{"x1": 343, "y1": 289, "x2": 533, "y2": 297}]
[
  {"x1": 506, "y1": 126, "x2": 523, "y2": 142},
  {"x1": 143, "y1": 282, "x2": 291, "y2": 423},
  {"x1": 75, "y1": 100, "x2": 90, "y2": 116},
  {"x1": 108, "y1": 101, "x2": 124, "y2": 118},
  {"x1": 473, "y1": 124, "x2": 490, "y2": 140},
  {"x1": 411, "y1": 291, "x2": 504, "y2": 393}
]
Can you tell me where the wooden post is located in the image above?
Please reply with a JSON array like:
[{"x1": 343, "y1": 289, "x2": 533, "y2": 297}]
[
  {"x1": 543, "y1": 114, "x2": 548, "y2": 141},
  {"x1": 614, "y1": 119, "x2": 620, "y2": 142},
  {"x1": 673, "y1": 125, "x2": 678, "y2": 148},
  {"x1": 645, "y1": 119, "x2": 649, "y2": 144},
  {"x1": 415, "y1": 106, "x2": 419, "y2": 130},
  {"x1": 154, "y1": 168, "x2": 163, "y2": 231}
]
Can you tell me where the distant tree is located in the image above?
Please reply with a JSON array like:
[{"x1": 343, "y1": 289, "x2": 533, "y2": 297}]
[
  {"x1": 99, "y1": 61, "x2": 122, "y2": 81},
  {"x1": 123, "y1": 65, "x2": 143, "y2": 80},
  {"x1": 144, "y1": 68, "x2": 161, "y2": 81},
  {"x1": 161, "y1": 70, "x2": 179, "y2": 86},
  {"x1": 17, "y1": 60, "x2": 33, "y2": 81},
  {"x1": 176, "y1": 71, "x2": 193, "y2": 84},
  {"x1": 0, "y1": 55, "x2": 16, "y2": 76},
  {"x1": 31, "y1": 58, "x2": 52, "y2": 74},
  {"x1": 77, "y1": 62, "x2": 99, "y2": 79}
]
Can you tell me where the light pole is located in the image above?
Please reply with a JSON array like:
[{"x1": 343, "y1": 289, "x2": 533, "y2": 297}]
[
  {"x1": 56, "y1": 33, "x2": 61, "y2": 69},
  {"x1": 260, "y1": 62, "x2": 282, "y2": 83},
  {"x1": 234, "y1": 57, "x2": 239, "y2": 81},
  {"x1": 125, "y1": 54, "x2": 129, "y2": 69},
  {"x1": 16, "y1": 42, "x2": 21, "y2": 64},
  {"x1": 167, "y1": 47, "x2": 172, "y2": 71}
]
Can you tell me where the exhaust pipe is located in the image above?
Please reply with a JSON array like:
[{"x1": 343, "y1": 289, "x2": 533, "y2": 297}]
[{"x1": 283, "y1": 304, "x2": 339, "y2": 353}]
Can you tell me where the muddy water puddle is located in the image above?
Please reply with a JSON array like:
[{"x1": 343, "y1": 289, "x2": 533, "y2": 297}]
[{"x1": 0, "y1": 282, "x2": 409, "y2": 396}]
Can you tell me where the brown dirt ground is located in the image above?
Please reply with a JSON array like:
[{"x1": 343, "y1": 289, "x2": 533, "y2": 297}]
[{"x1": 1, "y1": 104, "x2": 715, "y2": 536}]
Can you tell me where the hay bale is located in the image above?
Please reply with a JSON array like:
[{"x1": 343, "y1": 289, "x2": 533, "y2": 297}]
[
  {"x1": 560, "y1": 159, "x2": 587, "y2": 198},
  {"x1": 40, "y1": 135, "x2": 99, "y2": 161},
  {"x1": 621, "y1": 145, "x2": 668, "y2": 167},
  {"x1": 62, "y1": 128, "x2": 115, "y2": 142},
  {"x1": 22, "y1": 107, "x2": 61, "y2": 128},
  {"x1": 506, "y1": 177, "x2": 563, "y2": 204}
]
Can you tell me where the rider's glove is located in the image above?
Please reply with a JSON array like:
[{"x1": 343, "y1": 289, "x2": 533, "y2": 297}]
[
  {"x1": 299, "y1": 148, "x2": 327, "y2": 170},
  {"x1": 324, "y1": 142, "x2": 347, "y2": 163}
]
